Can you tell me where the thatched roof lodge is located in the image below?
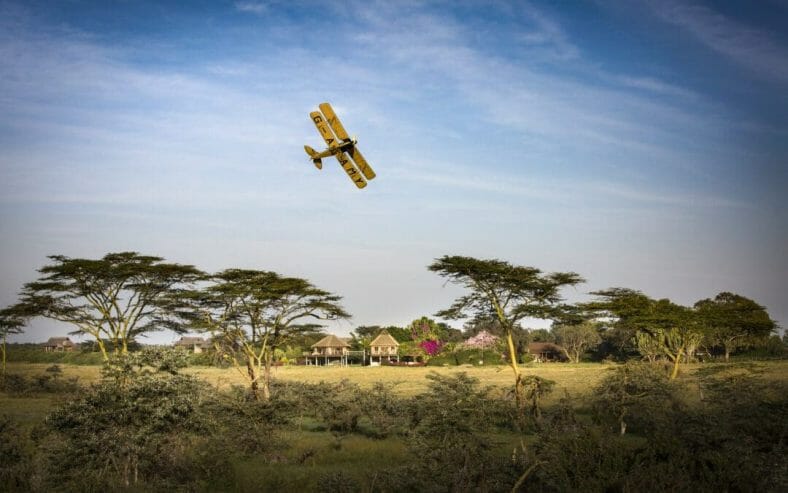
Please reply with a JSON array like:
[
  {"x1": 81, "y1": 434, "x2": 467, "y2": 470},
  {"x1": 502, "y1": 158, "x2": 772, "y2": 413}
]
[
  {"x1": 528, "y1": 342, "x2": 565, "y2": 362},
  {"x1": 173, "y1": 336, "x2": 211, "y2": 353},
  {"x1": 369, "y1": 330, "x2": 400, "y2": 363},
  {"x1": 42, "y1": 337, "x2": 75, "y2": 352},
  {"x1": 308, "y1": 334, "x2": 353, "y2": 366},
  {"x1": 310, "y1": 334, "x2": 350, "y2": 356}
]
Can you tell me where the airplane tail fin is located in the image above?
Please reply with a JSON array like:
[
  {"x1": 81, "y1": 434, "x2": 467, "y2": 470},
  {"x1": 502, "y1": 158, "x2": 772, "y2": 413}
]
[{"x1": 304, "y1": 145, "x2": 322, "y2": 169}]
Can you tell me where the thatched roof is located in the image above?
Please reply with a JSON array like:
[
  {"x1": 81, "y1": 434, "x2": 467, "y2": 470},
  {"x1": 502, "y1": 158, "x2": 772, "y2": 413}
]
[
  {"x1": 370, "y1": 330, "x2": 400, "y2": 347},
  {"x1": 311, "y1": 334, "x2": 350, "y2": 348}
]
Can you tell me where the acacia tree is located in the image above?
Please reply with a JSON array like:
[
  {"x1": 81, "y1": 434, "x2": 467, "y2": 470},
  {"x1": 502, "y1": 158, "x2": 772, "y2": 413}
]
[
  {"x1": 15, "y1": 253, "x2": 203, "y2": 360},
  {"x1": 695, "y1": 292, "x2": 776, "y2": 361},
  {"x1": 587, "y1": 289, "x2": 701, "y2": 379},
  {"x1": 428, "y1": 255, "x2": 583, "y2": 411},
  {"x1": 552, "y1": 321, "x2": 601, "y2": 363},
  {"x1": 583, "y1": 288, "x2": 654, "y2": 358},
  {"x1": 187, "y1": 269, "x2": 349, "y2": 400}
]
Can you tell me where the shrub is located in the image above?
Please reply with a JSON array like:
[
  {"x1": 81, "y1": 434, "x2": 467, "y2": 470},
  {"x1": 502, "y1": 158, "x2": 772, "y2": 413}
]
[
  {"x1": 591, "y1": 362, "x2": 677, "y2": 435},
  {"x1": 0, "y1": 415, "x2": 34, "y2": 491},
  {"x1": 40, "y1": 349, "x2": 214, "y2": 490},
  {"x1": 380, "y1": 372, "x2": 520, "y2": 492}
]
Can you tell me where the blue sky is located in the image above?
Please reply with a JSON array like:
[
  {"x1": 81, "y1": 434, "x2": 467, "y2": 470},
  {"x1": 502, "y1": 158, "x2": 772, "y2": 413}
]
[{"x1": 1, "y1": 0, "x2": 786, "y2": 343}]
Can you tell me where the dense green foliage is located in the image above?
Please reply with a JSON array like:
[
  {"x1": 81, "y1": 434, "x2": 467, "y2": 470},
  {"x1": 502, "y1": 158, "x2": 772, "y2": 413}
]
[
  {"x1": 13, "y1": 252, "x2": 203, "y2": 360},
  {"x1": 2, "y1": 358, "x2": 785, "y2": 492},
  {"x1": 180, "y1": 268, "x2": 349, "y2": 400}
]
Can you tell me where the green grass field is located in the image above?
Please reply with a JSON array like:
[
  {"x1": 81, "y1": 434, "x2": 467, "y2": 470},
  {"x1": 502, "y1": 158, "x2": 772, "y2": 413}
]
[
  {"x1": 3, "y1": 360, "x2": 785, "y2": 491},
  {"x1": 7, "y1": 359, "x2": 788, "y2": 397}
]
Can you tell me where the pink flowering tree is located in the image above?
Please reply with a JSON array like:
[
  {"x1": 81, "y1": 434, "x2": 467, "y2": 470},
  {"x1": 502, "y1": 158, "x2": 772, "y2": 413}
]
[
  {"x1": 465, "y1": 330, "x2": 499, "y2": 349},
  {"x1": 408, "y1": 317, "x2": 445, "y2": 361},
  {"x1": 464, "y1": 330, "x2": 500, "y2": 364}
]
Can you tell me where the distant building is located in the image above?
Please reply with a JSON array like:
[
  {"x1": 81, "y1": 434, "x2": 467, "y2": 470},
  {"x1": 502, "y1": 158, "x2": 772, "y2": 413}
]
[
  {"x1": 42, "y1": 337, "x2": 76, "y2": 352},
  {"x1": 309, "y1": 334, "x2": 351, "y2": 365},
  {"x1": 369, "y1": 330, "x2": 400, "y2": 364},
  {"x1": 173, "y1": 336, "x2": 211, "y2": 353},
  {"x1": 528, "y1": 342, "x2": 564, "y2": 362}
]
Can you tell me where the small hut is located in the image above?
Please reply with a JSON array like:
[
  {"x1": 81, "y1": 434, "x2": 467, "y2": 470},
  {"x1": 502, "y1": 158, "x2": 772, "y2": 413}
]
[
  {"x1": 528, "y1": 342, "x2": 564, "y2": 362},
  {"x1": 174, "y1": 336, "x2": 211, "y2": 353},
  {"x1": 42, "y1": 337, "x2": 75, "y2": 352},
  {"x1": 309, "y1": 334, "x2": 351, "y2": 366},
  {"x1": 369, "y1": 330, "x2": 400, "y2": 364}
]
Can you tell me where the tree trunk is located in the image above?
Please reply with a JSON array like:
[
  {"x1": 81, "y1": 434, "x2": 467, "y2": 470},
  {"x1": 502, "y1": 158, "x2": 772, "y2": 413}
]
[
  {"x1": 669, "y1": 350, "x2": 683, "y2": 380},
  {"x1": 262, "y1": 352, "x2": 272, "y2": 401},
  {"x1": 724, "y1": 346, "x2": 731, "y2": 362},
  {"x1": 1, "y1": 335, "x2": 6, "y2": 377},
  {"x1": 97, "y1": 338, "x2": 109, "y2": 361},
  {"x1": 505, "y1": 331, "x2": 524, "y2": 411},
  {"x1": 246, "y1": 358, "x2": 261, "y2": 400}
]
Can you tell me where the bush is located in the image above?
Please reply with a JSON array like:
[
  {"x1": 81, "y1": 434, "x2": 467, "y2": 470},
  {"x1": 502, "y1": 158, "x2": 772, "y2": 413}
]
[
  {"x1": 425, "y1": 347, "x2": 503, "y2": 366},
  {"x1": 380, "y1": 372, "x2": 519, "y2": 492},
  {"x1": 40, "y1": 349, "x2": 215, "y2": 490},
  {"x1": 0, "y1": 415, "x2": 34, "y2": 491},
  {"x1": 5, "y1": 344, "x2": 105, "y2": 365},
  {"x1": 0, "y1": 365, "x2": 81, "y2": 396},
  {"x1": 591, "y1": 362, "x2": 678, "y2": 435}
]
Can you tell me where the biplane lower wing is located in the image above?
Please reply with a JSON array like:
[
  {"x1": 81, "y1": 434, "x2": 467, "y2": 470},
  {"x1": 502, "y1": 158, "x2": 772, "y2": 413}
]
[
  {"x1": 347, "y1": 146, "x2": 375, "y2": 180},
  {"x1": 336, "y1": 152, "x2": 367, "y2": 189}
]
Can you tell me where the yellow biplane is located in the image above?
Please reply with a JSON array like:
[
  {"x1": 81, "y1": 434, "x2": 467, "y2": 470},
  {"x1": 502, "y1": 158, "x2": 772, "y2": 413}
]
[{"x1": 304, "y1": 102, "x2": 376, "y2": 189}]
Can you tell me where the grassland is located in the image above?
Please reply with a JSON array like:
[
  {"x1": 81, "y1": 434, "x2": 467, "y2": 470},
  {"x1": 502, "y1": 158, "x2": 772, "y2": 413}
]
[
  {"x1": 7, "y1": 358, "x2": 787, "y2": 403},
  {"x1": 2, "y1": 360, "x2": 786, "y2": 491}
]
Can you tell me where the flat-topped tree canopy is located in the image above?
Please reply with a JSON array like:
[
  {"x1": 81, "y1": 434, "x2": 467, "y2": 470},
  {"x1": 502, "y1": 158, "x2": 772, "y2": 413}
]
[
  {"x1": 185, "y1": 268, "x2": 349, "y2": 400},
  {"x1": 428, "y1": 254, "x2": 584, "y2": 412},
  {"x1": 17, "y1": 252, "x2": 204, "y2": 360}
]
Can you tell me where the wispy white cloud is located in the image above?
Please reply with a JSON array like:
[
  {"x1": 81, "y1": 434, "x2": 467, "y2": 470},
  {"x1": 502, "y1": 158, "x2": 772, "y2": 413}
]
[
  {"x1": 515, "y1": 2, "x2": 580, "y2": 60},
  {"x1": 234, "y1": 2, "x2": 268, "y2": 15},
  {"x1": 614, "y1": 75, "x2": 699, "y2": 99},
  {"x1": 1, "y1": 0, "x2": 784, "y2": 335},
  {"x1": 647, "y1": 0, "x2": 788, "y2": 82}
]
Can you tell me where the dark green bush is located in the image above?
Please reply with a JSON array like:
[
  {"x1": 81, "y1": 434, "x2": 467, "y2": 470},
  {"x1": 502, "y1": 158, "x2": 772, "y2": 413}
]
[
  {"x1": 426, "y1": 347, "x2": 503, "y2": 366},
  {"x1": 591, "y1": 362, "x2": 678, "y2": 435},
  {"x1": 0, "y1": 365, "x2": 81, "y2": 396},
  {"x1": 0, "y1": 415, "x2": 34, "y2": 491},
  {"x1": 6, "y1": 344, "x2": 105, "y2": 365},
  {"x1": 40, "y1": 349, "x2": 215, "y2": 490}
]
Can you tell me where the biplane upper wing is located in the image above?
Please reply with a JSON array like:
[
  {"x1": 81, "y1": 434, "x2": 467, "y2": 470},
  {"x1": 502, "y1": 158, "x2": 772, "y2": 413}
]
[
  {"x1": 318, "y1": 103, "x2": 350, "y2": 142},
  {"x1": 310, "y1": 110, "x2": 339, "y2": 150}
]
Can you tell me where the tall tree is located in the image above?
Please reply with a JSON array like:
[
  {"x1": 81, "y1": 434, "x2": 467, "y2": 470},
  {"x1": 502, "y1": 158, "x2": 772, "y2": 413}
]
[
  {"x1": 551, "y1": 321, "x2": 602, "y2": 363},
  {"x1": 586, "y1": 289, "x2": 701, "y2": 379},
  {"x1": 428, "y1": 255, "x2": 583, "y2": 411},
  {"x1": 16, "y1": 253, "x2": 203, "y2": 360},
  {"x1": 583, "y1": 288, "x2": 654, "y2": 359},
  {"x1": 695, "y1": 292, "x2": 776, "y2": 361},
  {"x1": 186, "y1": 269, "x2": 349, "y2": 400}
]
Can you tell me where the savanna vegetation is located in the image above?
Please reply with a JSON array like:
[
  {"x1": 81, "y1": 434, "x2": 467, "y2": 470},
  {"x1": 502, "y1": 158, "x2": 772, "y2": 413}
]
[{"x1": 1, "y1": 251, "x2": 786, "y2": 491}]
